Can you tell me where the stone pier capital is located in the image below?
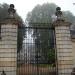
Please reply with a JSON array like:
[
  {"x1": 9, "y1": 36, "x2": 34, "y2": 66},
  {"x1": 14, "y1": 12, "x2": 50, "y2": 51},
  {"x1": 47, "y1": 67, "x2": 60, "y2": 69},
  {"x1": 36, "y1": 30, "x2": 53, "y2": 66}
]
[{"x1": 53, "y1": 20, "x2": 71, "y2": 27}]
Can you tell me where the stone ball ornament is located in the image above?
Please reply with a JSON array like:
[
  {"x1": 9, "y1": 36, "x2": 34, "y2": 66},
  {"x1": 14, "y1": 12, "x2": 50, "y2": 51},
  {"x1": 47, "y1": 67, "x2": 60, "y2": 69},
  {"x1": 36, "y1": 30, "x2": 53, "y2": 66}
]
[
  {"x1": 56, "y1": 7, "x2": 61, "y2": 11},
  {"x1": 10, "y1": 4, "x2": 15, "y2": 8}
]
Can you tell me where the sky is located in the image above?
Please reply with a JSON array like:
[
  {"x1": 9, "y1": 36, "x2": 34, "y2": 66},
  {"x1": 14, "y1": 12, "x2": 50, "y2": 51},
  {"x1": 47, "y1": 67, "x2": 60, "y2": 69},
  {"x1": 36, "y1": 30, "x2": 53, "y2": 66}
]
[{"x1": 0, "y1": 0, "x2": 75, "y2": 21}]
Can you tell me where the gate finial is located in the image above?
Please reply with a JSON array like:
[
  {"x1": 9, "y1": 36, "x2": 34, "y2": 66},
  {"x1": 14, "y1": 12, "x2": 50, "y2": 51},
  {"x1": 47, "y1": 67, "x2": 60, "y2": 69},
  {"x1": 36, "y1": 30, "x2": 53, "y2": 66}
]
[
  {"x1": 55, "y1": 7, "x2": 63, "y2": 21},
  {"x1": 8, "y1": 4, "x2": 16, "y2": 18}
]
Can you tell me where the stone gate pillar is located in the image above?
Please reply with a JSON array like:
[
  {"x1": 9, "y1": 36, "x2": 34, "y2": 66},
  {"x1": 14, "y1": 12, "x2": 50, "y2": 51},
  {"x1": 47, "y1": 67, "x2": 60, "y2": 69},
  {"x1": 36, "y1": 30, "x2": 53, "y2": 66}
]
[
  {"x1": 53, "y1": 7, "x2": 73, "y2": 75},
  {"x1": 0, "y1": 4, "x2": 18, "y2": 75},
  {"x1": 71, "y1": 32, "x2": 75, "y2": 68}
]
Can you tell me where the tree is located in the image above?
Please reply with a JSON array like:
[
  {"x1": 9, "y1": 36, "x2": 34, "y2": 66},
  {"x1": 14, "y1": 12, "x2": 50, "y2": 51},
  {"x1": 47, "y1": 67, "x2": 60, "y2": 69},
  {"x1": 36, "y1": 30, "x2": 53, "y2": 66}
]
[
  {"x1": 26, "y1": 3, "x2": 75, "y2": 23},
  {"x1": 0, "y1": 3, "x2": 25, "y2": 52},
  {"x1": 26, "y1": 3, "x2": 75, "y2": 64},
  {"x1": 63, "y1": 11, "x2": 75, "y2": 23},
  {"x1": 26, "y1": 3, "x2": 57, "y2": 23}
]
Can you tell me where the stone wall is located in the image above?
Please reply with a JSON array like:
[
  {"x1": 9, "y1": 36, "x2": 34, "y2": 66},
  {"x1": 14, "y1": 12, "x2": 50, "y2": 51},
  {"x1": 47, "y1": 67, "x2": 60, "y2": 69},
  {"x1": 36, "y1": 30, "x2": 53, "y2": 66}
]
[{"x1": 0, "y1": 24, "x2": 17, "y2": 75}]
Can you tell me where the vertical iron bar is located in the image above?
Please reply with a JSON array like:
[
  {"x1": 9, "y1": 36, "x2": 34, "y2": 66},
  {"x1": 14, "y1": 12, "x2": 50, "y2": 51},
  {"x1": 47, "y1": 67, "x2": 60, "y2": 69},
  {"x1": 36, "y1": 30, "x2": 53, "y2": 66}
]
[
  {"x1": 36, "y1": 28, "x2": 39, "y2": 75},
  {"x1": 54, "y1": 28, "x2": 57, "y2": 75}
]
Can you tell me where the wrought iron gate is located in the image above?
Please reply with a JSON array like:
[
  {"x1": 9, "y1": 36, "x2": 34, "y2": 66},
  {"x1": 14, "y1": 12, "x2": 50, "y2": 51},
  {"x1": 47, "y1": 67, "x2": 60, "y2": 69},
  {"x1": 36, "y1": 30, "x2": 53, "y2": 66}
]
[{"x1": 17, "y1": 23, "x2": 57, "y2": 75}]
